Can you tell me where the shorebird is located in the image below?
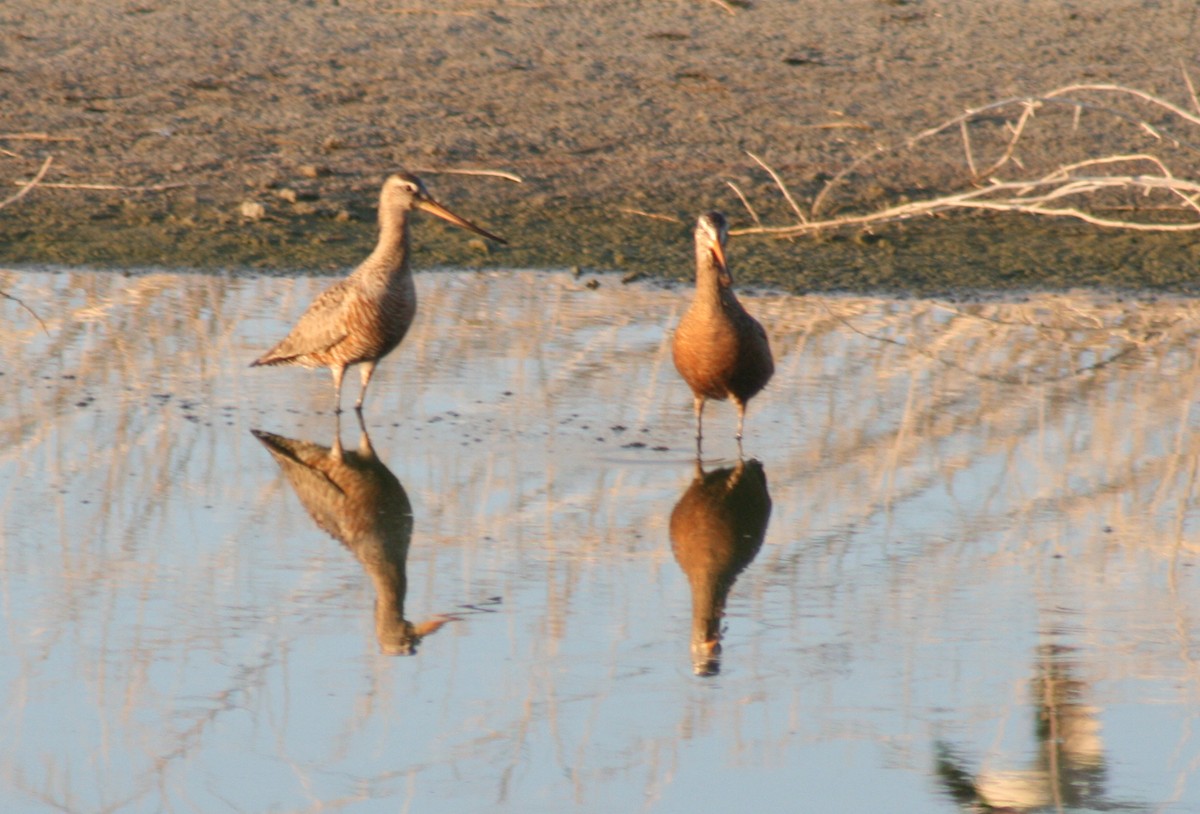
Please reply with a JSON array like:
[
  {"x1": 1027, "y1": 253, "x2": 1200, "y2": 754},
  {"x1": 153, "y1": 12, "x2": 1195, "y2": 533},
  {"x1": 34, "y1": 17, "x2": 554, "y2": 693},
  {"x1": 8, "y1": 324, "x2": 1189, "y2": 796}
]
[
  {"x1": 669, "y1": 458, "x2": 771, "y2": 676},
  {"x1": 252, "y1": 414, "x2": 449, "y2": 655},
  {"x1": 671, "y1": 211, "x2": 774, "y2": 453},
  {"x1": 251, "y1": 172, "x2": 506, "y2": 413}
]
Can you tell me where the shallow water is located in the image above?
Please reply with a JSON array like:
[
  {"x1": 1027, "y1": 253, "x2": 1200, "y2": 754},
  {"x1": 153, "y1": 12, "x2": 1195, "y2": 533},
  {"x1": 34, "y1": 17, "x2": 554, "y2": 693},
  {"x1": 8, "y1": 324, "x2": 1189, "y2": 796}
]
[{"x1": 4, "y1": 267, "x2": 1200, "y2": 813}]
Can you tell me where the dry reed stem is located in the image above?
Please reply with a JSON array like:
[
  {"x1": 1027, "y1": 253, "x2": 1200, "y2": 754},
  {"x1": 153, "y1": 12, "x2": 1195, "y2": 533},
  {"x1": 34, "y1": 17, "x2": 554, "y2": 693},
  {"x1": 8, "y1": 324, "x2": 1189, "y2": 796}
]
[
  {"x1": 737, "y1": 81, "x2": 1200, "y2": 239},
  {"x1": 386, "y1": 0, "x2": 553, "y2": 12},
  {"x1": 9, "y1": 180, "x2": 187, "y2": 193},
  {"x1": 0, "y1": 133, "x2": 83, "y2": 142},
  {"x1": 389, "y1": 8, "x2": 483, "y2": 17},
  {"x1": 747, "y1": 150, "x2": 807, "y2": 225},
  {"x1": 1182, "y1": 63, "x2": 1200, "y2": 116},
  {"x1": 0, "y1": 155, "x2": 52, "y2": 211},
  {"x1": 413, "y1": 167, "x2": 525, "y2": 184},
  {"x1": 724, "y1": 180, "x2": 762, "y2": 228}
]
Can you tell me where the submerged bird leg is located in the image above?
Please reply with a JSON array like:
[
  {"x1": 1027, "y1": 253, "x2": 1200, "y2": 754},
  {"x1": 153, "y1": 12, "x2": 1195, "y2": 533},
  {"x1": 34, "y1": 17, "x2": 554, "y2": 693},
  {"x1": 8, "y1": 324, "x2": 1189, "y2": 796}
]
[
  {"x1": 353, "y1": 407, "x2": 374, "y2": 456},
  {"x1": 355, "y1": 361, "x2": 377, "y2": 412},
  {"x1": 331, "y1": 410, "x2": 346, "y2": 461},
  {"x1": 331, "y1": 364, "x2": 347, "y2": 414}
]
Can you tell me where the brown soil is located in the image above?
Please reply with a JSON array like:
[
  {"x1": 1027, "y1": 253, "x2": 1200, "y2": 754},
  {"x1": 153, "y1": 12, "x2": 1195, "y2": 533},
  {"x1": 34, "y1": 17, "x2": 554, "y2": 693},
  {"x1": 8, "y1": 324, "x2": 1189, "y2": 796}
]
[{"x1": 3, "y1": 0, "x2": 1200, "y2": 293}]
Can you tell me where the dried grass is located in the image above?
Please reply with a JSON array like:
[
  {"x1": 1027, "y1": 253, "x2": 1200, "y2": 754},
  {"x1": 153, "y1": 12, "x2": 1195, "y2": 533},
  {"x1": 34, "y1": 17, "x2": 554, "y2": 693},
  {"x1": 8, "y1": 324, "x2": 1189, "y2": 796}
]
[{"x1": 734, "y1": 77, "x2": 1200, "y2": 239}]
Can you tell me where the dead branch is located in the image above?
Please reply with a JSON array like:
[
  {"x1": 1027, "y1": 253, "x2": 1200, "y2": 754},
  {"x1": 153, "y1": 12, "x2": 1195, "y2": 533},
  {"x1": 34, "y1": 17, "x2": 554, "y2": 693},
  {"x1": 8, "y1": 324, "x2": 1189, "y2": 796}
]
[{"x1": 740, "y1": 81, "x2": 1200, "y2": 239}]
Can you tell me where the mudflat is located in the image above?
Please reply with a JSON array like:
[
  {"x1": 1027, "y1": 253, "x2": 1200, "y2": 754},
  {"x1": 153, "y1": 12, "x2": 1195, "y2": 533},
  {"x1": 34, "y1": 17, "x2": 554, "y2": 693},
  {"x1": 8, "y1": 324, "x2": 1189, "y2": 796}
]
[{"x1": 3, "y1": 1, "x2": 1199, "y2": 292}]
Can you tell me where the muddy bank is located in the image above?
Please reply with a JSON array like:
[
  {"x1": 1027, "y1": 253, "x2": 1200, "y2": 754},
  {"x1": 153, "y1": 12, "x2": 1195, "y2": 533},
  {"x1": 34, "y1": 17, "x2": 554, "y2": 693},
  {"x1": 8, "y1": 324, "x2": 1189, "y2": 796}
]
[
  {"x1": 2, "y1": 0, "x2": 1199, "y2": 292},
  {"x1": 6, "y1": 195, "x2": 1200, "y2": 296}
]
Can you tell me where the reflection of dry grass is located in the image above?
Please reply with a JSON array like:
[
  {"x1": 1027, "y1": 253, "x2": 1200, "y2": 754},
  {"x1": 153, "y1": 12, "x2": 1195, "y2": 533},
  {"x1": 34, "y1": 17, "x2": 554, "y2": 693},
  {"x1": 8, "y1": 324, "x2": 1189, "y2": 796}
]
[
  {"x1": 731, "y1": 79, "x2": 1200, "y2": 237},
  {"x1": 7, "y1": 270, "x2": 1200, "y2": 808}
]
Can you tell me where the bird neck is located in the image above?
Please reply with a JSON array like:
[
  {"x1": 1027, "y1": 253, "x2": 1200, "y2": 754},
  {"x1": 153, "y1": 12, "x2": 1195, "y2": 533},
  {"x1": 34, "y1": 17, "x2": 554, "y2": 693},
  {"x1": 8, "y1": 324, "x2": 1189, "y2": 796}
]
[
  {"x1": 361, "y1": 207, "x2": 412, "y2": 279},
  {"x1": 694, "y1": 250, "x2": 729, "y2": 304}
]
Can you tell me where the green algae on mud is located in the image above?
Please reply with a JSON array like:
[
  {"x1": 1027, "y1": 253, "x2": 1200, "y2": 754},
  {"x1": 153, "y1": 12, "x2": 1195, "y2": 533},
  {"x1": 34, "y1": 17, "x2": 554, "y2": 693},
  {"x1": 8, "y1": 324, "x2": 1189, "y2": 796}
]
[{"x1": 2, "y1": 193, "x2": 1198, "y2": 296}]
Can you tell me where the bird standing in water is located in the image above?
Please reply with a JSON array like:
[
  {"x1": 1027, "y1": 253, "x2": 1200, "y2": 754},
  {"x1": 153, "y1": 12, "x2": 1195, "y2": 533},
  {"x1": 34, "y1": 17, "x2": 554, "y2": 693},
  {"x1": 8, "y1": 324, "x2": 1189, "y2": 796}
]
[
  {"x1": 671, "y1": 212, "x2": 774, "y2": 453},
  {"x1": 251, "y1": 172, "x2": 506, "y2": 413}
]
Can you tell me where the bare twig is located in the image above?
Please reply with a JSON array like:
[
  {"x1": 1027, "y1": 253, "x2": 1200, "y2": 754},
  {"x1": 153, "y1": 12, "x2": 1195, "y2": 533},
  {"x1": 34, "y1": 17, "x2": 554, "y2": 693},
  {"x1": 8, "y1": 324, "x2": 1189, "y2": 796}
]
[
  {"x1": 970, "y1": 99, "x2": 1036, "y2": 183},
  {"x1": 959, "y1": 119, "x2": 978, "y2": 179},
  {"x1": 1, "y1": 291, "x2": 50, "y2": 336},
  {"x1": 1, "y1": 155, "x2": 53, "y2": 211},
  {"x1": 1043, "y1": 83, "x2": 1200, "y2": 128},
  {"x1": 746, "y1": 150, "x2": 808, "y2": 225},
  {"x1": 725, "y1": 180, "x2": 763, "y2": 228}
]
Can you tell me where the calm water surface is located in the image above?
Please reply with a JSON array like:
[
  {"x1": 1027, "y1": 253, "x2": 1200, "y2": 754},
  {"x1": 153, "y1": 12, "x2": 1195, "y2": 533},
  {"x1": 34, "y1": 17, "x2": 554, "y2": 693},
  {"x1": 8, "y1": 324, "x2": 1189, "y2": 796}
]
[{"x1": 4, "y1": 267, "x2": 1200, "y2": 813}]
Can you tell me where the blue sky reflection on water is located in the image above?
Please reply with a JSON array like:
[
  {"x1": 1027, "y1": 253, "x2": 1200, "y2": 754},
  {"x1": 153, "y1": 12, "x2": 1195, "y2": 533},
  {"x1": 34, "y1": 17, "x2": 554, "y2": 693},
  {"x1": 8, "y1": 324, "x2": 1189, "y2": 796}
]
[{"x1": 4, "y1": 267, "x2": 1200, "y2": 812}]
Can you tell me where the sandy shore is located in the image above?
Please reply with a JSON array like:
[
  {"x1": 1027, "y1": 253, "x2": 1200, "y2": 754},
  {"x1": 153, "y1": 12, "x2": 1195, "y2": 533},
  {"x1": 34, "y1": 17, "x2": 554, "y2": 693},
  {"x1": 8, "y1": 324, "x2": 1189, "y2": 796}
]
[{"x1": 3, "y1": 1, "x2": 1200, "y2": 292}]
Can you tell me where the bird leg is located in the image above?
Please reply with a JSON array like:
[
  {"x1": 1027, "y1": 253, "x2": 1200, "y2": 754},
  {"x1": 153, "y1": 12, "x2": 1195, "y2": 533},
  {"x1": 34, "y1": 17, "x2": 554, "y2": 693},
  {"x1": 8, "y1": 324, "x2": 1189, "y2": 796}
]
[
  {"x1": 735, "y1": 400, "x2": 746, "y2": 459},
  {"x1": 330, "y1": 364, "x2": 346, "y2": 414},
  {"x1": 693, "y1": 396, "x2": 706, "y2": 458},
  {"x1": 355, "y1": 361, "x2": 377, "y2": 412}
]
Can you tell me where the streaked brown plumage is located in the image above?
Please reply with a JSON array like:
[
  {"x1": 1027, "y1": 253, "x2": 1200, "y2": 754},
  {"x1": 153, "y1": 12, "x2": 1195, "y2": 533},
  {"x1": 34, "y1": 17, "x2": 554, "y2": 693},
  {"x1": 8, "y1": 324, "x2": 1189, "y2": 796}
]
[
  {"x1": 252, "y1": 415, "x2": 448, "y2": 655},
  {"x1": 251, "y1": 172, "x2": 506, "y2": 413},
  {"x1": 672, "y1": 211, "x2": 774, "y2": 451},
  {"x1": 669, "y1": 458, "x2": 771, "y2": 676}
]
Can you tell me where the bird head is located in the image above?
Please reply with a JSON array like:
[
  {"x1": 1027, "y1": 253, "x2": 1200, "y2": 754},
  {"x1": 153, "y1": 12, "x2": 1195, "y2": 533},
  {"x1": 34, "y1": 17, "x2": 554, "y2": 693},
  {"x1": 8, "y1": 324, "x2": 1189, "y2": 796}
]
[
  {"x1": 695, "y1": 211, "x2": 732, "y2": 287},
  {"x1": 382, "y1": 172, "x2": 507, "y2": 244}
]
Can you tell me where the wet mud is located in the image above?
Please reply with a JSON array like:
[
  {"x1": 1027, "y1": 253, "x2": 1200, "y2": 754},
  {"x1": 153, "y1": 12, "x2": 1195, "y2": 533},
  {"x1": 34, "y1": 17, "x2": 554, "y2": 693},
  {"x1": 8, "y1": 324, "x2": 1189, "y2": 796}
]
[{"x1": 3, "y1": 1, "x2": 1200, "y2": 292}]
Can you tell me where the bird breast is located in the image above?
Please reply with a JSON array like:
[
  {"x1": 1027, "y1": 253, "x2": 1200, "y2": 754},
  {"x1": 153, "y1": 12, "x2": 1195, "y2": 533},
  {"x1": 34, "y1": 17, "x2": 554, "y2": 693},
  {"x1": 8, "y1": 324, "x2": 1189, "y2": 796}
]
[
  {"x1": 341, "y1": 276, "x2": 417, "y2": 358},
  {"x1": 673, "y1": 304, "x2": 744, "y2": 399}
]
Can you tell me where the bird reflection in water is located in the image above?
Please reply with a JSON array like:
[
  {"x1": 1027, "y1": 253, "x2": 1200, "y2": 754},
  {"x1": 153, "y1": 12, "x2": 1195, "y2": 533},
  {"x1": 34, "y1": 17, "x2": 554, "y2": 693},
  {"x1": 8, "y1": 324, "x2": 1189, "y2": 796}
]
[
  {"x1": 935, "y1": 640, "x2": 1115, "y2": 811},
  {"x1": 669, "y1": 458, "x2": 772, "y2": 676},
  {"x1": 252, "y1": 414, "x2": 449, "y2": 655}
]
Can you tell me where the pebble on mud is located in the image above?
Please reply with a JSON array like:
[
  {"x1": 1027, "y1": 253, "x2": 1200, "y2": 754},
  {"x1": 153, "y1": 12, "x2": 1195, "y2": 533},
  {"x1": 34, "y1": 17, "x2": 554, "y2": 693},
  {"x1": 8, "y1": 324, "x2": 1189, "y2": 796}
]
[{"x1": 239, "y1": 201, "x2": 266, "y2": 220}]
